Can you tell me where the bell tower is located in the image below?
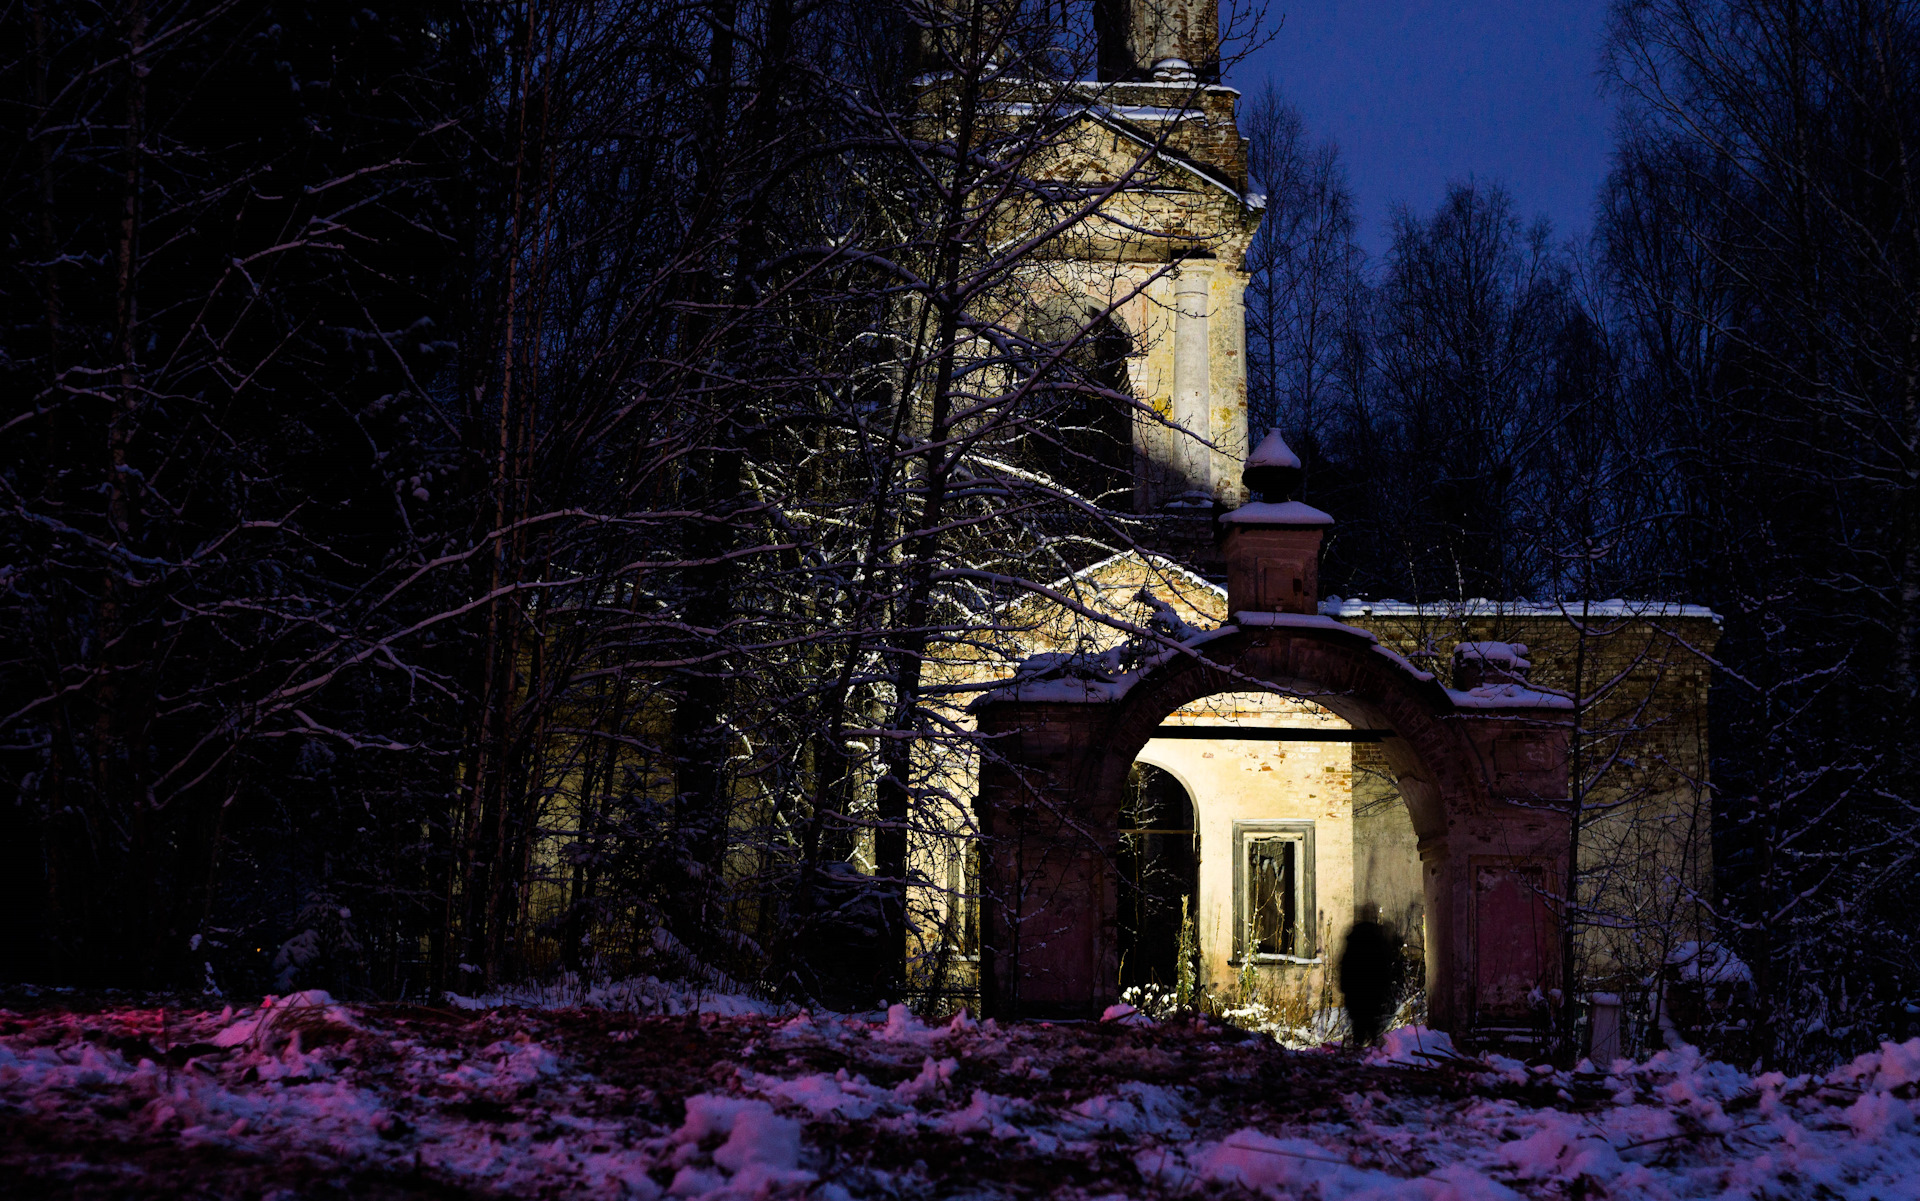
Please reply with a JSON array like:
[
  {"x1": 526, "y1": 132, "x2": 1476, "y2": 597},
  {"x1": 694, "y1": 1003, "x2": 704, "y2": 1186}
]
[
  {"x1": 922, "y1": 0, "x2": 1264, "y2": 559},
  {"x1": 1069, "y1": 0, "x2": 1262, "y2": 539}
]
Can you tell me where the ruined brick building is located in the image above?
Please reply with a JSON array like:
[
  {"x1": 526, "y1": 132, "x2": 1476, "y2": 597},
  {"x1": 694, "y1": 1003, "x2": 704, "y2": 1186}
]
[{"x1": 922, "y1": 0, "x2": 1720, "y2": 1045}]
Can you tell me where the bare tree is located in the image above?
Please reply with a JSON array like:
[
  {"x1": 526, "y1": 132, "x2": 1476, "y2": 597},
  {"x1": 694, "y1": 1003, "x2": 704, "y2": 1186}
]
[
  {"x1": 1243, "y1": 83, "x2": 1364, "y2": 468},
  {"x1": 1604, "y1": 0, "x2": 1920, "y2": 1067}
]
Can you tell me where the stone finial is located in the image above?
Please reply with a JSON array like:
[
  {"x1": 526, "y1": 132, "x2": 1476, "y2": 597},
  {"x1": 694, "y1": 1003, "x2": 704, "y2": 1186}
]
[
  {"x1": 1241, "y1": 427, "x2": 1304, "y2": 503},
  {"x1": 1221, "y1": 430, "x2": 1329, "y2": 615}
]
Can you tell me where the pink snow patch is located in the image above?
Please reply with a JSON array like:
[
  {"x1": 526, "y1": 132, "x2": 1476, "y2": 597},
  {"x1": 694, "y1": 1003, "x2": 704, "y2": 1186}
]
[
  {"x1": 1195, "y1": 1130, "x2": 1358, "y2": 1191},
  {"x1": 674, "y1": 1094, "x2": 812, "y2": 1196},
  {"x1": 749, "y1": 1069, "x2": 887, "y2": 1121},
  {"x1": 1836, "y1": 1037, "x2": 1920, "y2": 1093},
  {"x1": 1497, "y1": 1120, "x2": 1626, "y2": 1181},
  {"x1": 934, "y1": 1088, "x2": 1024, "y2": 1138},
  {"x1": 874, "y1": 1003, "x2": 943, "y2": 1045},
  {"x1": 209, "y1": 989, "x2": 356, "y2": 1048},
  {"x1": 440, "y1": 1038, "x2": 561, "y2": 1093},
  {"x1": 892, "y1": 1055, "x2": 957, "y2": 1101},
  {"x1": 1846, "y1": 1090, "x2": 1911, "y2": 1141},
  {"x1": 579, "y1": 1152, "x2": 664, "y2": 1200},
  {"x1": 1065, "y1": 1082, "x2": 1189, "y2": 1138},
  {"x1": 1366, "y1": 1025, "x2": 1459, "y2": 1067},
  {"x1": 711, "y1": 1106, "x2": 801, "y2": 1174},
  {"x1": 1144, "y1": 1128, "x2": 1521, "y2": 1200}
]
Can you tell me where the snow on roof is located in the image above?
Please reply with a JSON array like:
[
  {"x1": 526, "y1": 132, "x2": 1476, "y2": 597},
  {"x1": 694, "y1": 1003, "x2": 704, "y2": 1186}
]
[
  {"x1": 1071, "y1": 78, "x2": 1243, "y2": 96},
  {"x1": 1080, "y1": 110, "x2": 1254, "y2": 204},
  {"x1": 1003, "y1": 550, "x2": 1225, "y2": 612},
  {"x1": 980, "y1": 610, "x2": 1588, "y2": 710},
  {"x1": 908, "y1": 72, "x2": 1242, "y2": 97},
  {"x1": 1106, "y1": 104, "x2": 1203, "y2": 122},
  {"x1": 1219, "y1": 500, "x2": 1333, "y2": 525},
  {"x1": 1321, "y1": 596, "x2": 1721, "y2": 623},
  {"x1": 1232, "y1": 611, "x2": 1355, "y2": 633},
  {"x1": 1455, "y1": 641, "x2": 1530, "y2": 670},
  {"x1": 971, "y1": 625, "x2": 1239, "y2": 708},
  {"x1": 1444, "y1": 684, "x2": 1575, "y2": 711},
  {"x1": 1245, "y1": 428, "x2": 1302, "y2": 471},
  {"x1": 966, "y1": 98, "x2": 1254, "y2": 205}
]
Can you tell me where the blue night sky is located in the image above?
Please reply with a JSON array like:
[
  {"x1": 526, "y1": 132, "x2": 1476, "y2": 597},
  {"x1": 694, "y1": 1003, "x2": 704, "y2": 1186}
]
[{"x1": 1228, "y1": 1, "x2": 1617, "y2": 256}]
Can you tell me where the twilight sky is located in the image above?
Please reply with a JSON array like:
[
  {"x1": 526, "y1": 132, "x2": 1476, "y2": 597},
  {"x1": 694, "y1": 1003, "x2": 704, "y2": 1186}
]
[{"x1": 1227, "y1": 1, "x2": 1618, "y2": 256}]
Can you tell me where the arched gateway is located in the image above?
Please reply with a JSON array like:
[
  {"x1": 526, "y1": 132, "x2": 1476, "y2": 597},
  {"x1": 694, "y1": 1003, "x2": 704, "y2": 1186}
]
[{"x1": 971, "y1": 437, "x2": 1573, "y2": 1038}]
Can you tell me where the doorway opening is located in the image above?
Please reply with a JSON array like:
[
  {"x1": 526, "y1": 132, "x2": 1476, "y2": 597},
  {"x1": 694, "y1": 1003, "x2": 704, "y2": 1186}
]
[{"x1": 1118, "y1": 762, "x2": 1198, "y2": 989}]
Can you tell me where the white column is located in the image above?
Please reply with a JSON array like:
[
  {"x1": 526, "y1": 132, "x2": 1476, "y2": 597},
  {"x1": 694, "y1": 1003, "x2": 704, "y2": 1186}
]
[{"x1": 1172, "y1": 268, "x2": 1211, "y2": 498}]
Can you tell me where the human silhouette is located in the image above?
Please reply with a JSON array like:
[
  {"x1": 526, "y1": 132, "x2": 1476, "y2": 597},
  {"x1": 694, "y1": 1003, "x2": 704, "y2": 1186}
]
[{"x1": 1340, "y1": 902, "x2": 1405, "y2": 1047}]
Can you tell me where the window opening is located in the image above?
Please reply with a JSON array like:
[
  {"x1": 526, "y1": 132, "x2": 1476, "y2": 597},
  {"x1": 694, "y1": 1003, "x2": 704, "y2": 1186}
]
[
  {"x1": 1023, "y1": 297, "x2": 1135, "y2": 509},
  {"x1": 1233, "y1": 821, "x2": 1316, "y2": 962},
  {"x1": 1118, "y1": 763, "x2": 1197, "y2": 989},
  {"x1": 1250, "y1": 837, "x2": 1298, "y2": 956}
]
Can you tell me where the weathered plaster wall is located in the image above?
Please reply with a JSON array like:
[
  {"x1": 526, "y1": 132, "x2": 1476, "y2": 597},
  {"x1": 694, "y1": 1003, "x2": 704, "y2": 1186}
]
[
  {"x1": 1137, "y1": 692, "x2": 1353, "y2": 1013},
  {"x1": 1334, "y1": 605, "x2": 1721, "y2": 985},
  {"x1": 1035, "y1": 257, "x2": 1251, "y2": 511},
  {"x1": 1352, "y1": 740, "x2": 1424, "y2": 958}
]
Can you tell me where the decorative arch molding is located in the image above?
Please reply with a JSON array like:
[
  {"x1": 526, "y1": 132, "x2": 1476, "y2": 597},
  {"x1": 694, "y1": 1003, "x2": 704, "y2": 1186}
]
[{"x1": 1091, "y1": 624, "x2": 1481, "y2": 836}]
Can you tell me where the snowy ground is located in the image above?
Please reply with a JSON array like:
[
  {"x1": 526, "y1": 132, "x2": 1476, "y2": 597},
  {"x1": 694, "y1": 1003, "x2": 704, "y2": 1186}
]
[{"x1": 3, "y1": 986, "x2": 1917, "y2": 1199}]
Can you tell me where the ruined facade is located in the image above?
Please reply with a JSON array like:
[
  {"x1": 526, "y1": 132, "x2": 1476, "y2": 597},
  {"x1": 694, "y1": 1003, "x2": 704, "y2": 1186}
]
[
  {"x1": 930, "y1": 0, "x2": 1265, "y2": 523},
  {"x1": 951, "y1": 553, "x2": 1717, "y2": 1035},
  {"x1": 921, "y1": 0, "x2": 1721, "y2": 1044}
]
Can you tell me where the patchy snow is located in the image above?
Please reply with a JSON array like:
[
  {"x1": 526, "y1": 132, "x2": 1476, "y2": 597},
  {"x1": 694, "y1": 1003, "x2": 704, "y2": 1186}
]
[
  {"x1": 1456, "y1": 641, "x2": 1531, "y2": 671},
  {"x1": 1667, "y1": 941, "x2": 1755, "y2": 985},
  {"x1": 206, "y1": 988, "x2": 359, "y2": 1049},
  {"x1": 1140, "y1": 1129, "x2": 1524, "y2": 1200},
  {"x1": 1023, "y1": 549, "x2": 1226, "y2": 608},
  {"x1": 1444, "y1": 682, "x2": 1577, "y2": 711},
  {"x1": 1320, "y1": 596, "x2": 1722, "y2": 623},
  {"x1": 1135, "y1": 586, "x2": 1206, "y2": 641},
  {"x1": 1368, "y1": 1025, "x2": 1466, "y2": 1068},
  {"x1": 1228, "y1": 611, "x2": 1442, "y2": 686},
  {"x1": 1105, "y1": 104, "x2": 1202, "y2": 122},
  {"x1": 1219, "y1": 499, "x2": 1335, "y2": 525},
  {"x1": 445, "y1": 972, "x2": 791, "y2": 1018},
  {"x1": 1233, "y1": 610, "x2": 1365, "y2": 633},
  {"x1": 972, "y1": 624, "x2": 1244, "y2": 707},
  {"x1": 1371, "y1": 641, "x2": 1440, "y2": 682},
  {"x1": 4, "y1": 995, "x2": 1918, "y2": 1199},
  {"x1": 1100, "y1": 1002, "x2": 1155, "y2": 1027}
]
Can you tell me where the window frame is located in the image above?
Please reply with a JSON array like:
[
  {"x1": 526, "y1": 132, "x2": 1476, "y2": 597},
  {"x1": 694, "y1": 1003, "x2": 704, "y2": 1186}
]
[{"x1": 1232, "y1": 820, "x2": 1319, "y2": 964}]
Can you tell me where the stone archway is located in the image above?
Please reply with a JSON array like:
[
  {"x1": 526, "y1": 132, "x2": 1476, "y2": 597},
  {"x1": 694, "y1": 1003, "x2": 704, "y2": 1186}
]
[{"x1": 971, "y1": 452, "x2": 1572, "y2": 1038}]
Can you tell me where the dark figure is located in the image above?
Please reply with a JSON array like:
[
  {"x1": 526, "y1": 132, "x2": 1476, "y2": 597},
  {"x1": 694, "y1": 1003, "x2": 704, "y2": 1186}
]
[{"x1": 1340, "y1": 903, "x2": 1405, "y2": 1047}]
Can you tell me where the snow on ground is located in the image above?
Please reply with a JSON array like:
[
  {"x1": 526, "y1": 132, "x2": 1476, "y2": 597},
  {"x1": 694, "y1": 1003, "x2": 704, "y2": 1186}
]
[
  {"x1": 2, "y1": 988, "x2": 1918, "y2": 1199},
  {"x1": 445, "y1": 972, "x2": 794, "y2": 1019}
]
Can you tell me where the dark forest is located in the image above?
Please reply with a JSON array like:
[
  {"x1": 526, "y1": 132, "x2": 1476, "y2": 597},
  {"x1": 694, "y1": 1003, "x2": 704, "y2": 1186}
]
[{"x1": 4, "y1": 0, "x2": 1918, "y2": 1081}]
